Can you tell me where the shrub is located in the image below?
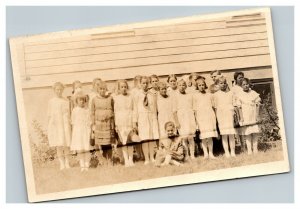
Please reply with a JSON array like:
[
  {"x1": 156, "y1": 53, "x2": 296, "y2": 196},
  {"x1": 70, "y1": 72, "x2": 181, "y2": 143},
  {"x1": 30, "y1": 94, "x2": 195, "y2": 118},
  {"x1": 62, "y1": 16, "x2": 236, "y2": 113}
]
[
  {"x1": 258, "y1": 93, "x2": 281, "y2": 151},
  {"x1": 30, "y1": 120, "x2": 56, "y2": 166}
]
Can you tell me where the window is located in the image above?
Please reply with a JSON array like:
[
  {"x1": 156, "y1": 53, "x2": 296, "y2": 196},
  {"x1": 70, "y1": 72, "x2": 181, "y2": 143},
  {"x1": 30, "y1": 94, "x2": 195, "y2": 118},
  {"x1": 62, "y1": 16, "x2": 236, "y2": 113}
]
[{"x1": 251, "y1": 78, "x2": 276, "y2": 108}]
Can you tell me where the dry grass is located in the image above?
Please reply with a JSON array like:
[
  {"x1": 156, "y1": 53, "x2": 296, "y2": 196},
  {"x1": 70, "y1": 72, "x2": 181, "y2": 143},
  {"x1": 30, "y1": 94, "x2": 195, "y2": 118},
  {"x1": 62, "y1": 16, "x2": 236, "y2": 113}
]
[{"x1": 33, "y1": 142, "x2": 284, "y2": 195}]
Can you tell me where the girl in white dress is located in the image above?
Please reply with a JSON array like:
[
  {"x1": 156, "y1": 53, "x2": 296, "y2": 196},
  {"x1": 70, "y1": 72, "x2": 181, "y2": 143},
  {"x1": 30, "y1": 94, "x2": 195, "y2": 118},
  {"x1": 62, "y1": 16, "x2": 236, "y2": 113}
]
[
  {"x1": 173, "y1": 79, "x2": 197, "y2": 160},
  {"x1": 130, "y1": 75, "x2": 143, "y2": 161},
  {"x1": 167, "y1": 74, "x2": 178, "y2": 96},
  {"x1": 186, "y1": 73, "x2": 200, "y2": 94},
  {"x1": 70, "y1": 91, "x2": 92, "y2": 171},
  {"x1": 157, "y1": 82, "x2": 175, "y2": 147},
  {"x1": 149, "y1": 74, "x2": 159, "y2": 96},
  {"x1": 236, "y1": 78, "x2": 261, "y2": 155},
  {"x1": 213, "y1": 76, "x2": 237, "y2": 158},
  {"x1": 47, "y1": 82, "x2": 71, "y2": 170},
  {"x1": 193, "y1": 78, "x2": 218, "y2": 159},
  {"x1": 134, "y1": 76, "x2": 159, "y2": 164},
  {"x1": 114, "y1": 80, "x2": 137, "y2": 167},
  {"x1": 70, "y1": 80, "x2": 83, "y2": 110}
]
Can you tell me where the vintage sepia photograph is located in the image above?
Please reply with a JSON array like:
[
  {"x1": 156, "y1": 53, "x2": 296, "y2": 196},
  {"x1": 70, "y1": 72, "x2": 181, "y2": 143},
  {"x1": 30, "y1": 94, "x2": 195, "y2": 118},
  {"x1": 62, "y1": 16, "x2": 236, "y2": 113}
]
[{"x1": 9, "y1": 7, "x2": 290, "y2": 202}]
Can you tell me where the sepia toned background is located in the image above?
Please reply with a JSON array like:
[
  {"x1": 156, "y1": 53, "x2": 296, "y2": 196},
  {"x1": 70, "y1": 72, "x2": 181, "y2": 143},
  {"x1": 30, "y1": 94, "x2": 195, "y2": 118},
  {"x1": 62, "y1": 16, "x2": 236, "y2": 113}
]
[{"x1": 6, "y1": 6, "x2": 294, "y2": 203}]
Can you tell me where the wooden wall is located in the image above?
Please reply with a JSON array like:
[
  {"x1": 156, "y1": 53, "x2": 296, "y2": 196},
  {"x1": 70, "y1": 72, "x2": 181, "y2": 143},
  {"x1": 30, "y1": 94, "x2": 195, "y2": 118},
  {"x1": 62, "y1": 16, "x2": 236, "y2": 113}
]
[{"x1": 11, "y1": 11, "x2": 273, "y2": 89}]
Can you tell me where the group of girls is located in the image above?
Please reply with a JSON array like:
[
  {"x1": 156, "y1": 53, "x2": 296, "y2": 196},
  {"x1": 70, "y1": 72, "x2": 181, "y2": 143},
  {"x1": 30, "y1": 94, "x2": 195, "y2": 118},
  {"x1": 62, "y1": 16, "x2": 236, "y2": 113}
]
[{"x1": 47, "y1": 70, "x2": 262, "y2": 171}]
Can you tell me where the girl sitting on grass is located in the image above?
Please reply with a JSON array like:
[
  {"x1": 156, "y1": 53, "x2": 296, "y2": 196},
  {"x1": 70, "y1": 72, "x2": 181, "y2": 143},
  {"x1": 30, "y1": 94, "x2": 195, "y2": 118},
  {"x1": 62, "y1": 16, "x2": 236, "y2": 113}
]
[{"x1": 155, "y1": 121, "x2": 184, "y2": 167}]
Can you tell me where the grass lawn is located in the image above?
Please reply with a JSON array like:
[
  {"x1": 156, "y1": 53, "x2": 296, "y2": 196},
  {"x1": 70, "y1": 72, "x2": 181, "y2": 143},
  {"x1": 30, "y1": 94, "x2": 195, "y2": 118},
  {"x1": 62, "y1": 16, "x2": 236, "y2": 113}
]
[{"x1": 33, "y1": 141, "x2": 284, "y2": 195}]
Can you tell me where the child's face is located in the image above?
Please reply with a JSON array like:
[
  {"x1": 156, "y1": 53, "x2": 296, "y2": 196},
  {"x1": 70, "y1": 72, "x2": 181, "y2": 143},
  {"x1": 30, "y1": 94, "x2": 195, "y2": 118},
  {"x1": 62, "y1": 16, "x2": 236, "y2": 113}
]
[
  {"x1": 93, "y1": 80, "x2": 101, "y2": 91},
  {"x1": 98, "y1": 86, "x2": 106, "y2": 97},
  {"x1": 166, "y1": 125, "x2": 176, "y2": 138},
  {"x1": 74, "y1": 82, "x2": 82, "y2": 90},
  {"x1": 168, "y1": 77, "x2": 177, "y2": 89},
  {"x1": 151, "y1": 77, "x2": 159, "y2": 89},
  {"x1": 140, "y1": 78, "x2": 149, "y2": 91},
  {"x1": 54, "y1": 86, "x2": 63, "y2": 97},
  {"x1": 77, "y1": 98, "x2": 85, "y2": 108},
  {"x1": 191, "y1": 75, "x2": 198, "y2": 87},
  {"x1": 197, "y1": 80, "x2": 206, "y2": 92},
  {"x1": 211, "y1": 72, "x2": 219, "y2": 83},
  {"x1": 242, "y1": 80, "x2": 250, "y2": 92},
  {"x1": 178, "y1": 81, "x2": 187, "y2": 93},
  {"x1": 219, "y1": 80, "x2": 227, "y2": 91},
  {"x1": 236, "y1": 74, "x2": 244, "y2": 86},
  {"x1": 119, "y1": 82, "x2": 128, "y2": 95},
  {"x1": 159, "y1": 87, "x2": 167, "y2": 97}
]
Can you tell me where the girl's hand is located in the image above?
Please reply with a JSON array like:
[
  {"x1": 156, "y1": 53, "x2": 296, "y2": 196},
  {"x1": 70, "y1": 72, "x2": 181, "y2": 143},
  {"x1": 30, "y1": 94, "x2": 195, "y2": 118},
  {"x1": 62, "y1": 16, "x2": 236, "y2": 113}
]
[
  {"x1": 92, "y1": 125, "x2": 96, "y2": 131},
  {"x1": 176, "y1": 122, "x2": 181, "y2": 129}
]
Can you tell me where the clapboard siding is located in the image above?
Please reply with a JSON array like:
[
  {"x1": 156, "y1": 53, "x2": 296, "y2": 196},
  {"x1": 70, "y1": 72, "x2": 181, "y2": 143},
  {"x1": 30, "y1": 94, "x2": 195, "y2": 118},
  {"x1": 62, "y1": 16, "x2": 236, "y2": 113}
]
[
  {"x1": 27, "y1": 47, "x2": 270, "y2": 75},
  {"x1": 24, "y1": 24, "x2": 266, "y2": 53},
  {"x1": 226, "y1": 19, "x2": 265, "y2": 26},
  {"x1": 21, "y1": 55, "x2": 272, "y2": 89},
  {"x1": 24, "y1": 17, "x2": 227, "y2": 47},
  {"x1": 24, "y1": 22, "x2": 226, "y2": 52},
  {"x1": 26, "y1": 39, "x2": 269, "y2": 68},
  {"x1": 25, "y1": 30, "x2": 267, "y2": 61},
  {"x1": 11, "y1": 10, "x2": 273, "y2": 89}
]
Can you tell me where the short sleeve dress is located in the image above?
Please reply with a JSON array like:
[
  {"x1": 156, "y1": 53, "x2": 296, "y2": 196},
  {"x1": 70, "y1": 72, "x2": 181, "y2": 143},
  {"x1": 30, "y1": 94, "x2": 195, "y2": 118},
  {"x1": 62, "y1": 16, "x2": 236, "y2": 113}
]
[
  {"x1": 157, "y1": 94, "x2": 175, "y2": 140},
  {"x1": 70, "y1": 107, "x2": 92, "y2": 151},
  {"x1": 133, "y1": 89, "x2": 159, "y2": 141},
  {"x1": 91, "y1": 95, "x2": 115, "y2": 145},
  {"x1": 236, "y1": 90, "x2": 261, "y2": 135},
  {"x1": 193, "y1": 92, "x2": 218, "y2": 139},
  {"x1": 172, "y1": 92, "x2": 197, "y2": 137},
  {"x1": 114, "y1": 93, "x2": 136, "y2": 145},
  {"x1": 213, "y1": 90, "x2": 237, "y2": 135},
  {"x1": 47, "y1": 97, "x2": 71, "y2": 147}
]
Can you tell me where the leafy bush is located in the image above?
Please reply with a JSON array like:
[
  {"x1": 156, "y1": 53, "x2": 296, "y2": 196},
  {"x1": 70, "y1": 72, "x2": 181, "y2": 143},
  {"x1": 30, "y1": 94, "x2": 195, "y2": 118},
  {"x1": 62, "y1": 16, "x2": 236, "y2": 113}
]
[
  {"x1": 30, "y1": 120, "x2": 56, "y2": 166},
  {"x1": 258, "y1": 93, "x2": 281, "y2": 151}
]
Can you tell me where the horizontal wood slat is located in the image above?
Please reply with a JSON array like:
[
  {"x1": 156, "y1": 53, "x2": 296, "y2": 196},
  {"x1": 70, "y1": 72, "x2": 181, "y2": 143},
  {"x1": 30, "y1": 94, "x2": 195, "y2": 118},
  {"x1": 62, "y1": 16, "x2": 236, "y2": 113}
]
[
  {"x1": 24, "y1": 24, "x2": 266, "y2": 54},
  {"x1": 22, "y1": 55, "x2": 272, "y2": 89},
  {"x1": 27, "y1": 47, "x2": 270, "y2": 75},
  {"x1": 26, "y1": 40, "x2": 269, "y2": 68},
  {"x1": 25, "y1": 30, "x2": 267, "y2": 60}
]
